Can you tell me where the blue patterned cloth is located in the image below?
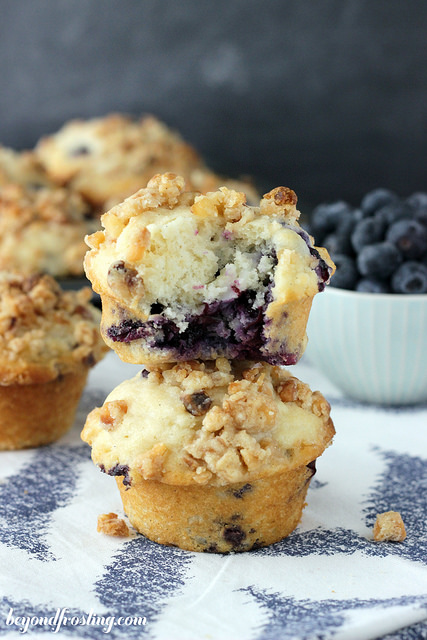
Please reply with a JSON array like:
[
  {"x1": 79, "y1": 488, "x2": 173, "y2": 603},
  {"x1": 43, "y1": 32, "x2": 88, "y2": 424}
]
[{"x1": 0, "y1": 352, "x2": 426, "y2": 639}]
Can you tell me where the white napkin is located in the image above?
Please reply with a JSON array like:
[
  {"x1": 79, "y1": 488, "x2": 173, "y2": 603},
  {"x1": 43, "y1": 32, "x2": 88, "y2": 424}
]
[{"x1": 0, "y1": 351, "x2": 425, "y2": 639}]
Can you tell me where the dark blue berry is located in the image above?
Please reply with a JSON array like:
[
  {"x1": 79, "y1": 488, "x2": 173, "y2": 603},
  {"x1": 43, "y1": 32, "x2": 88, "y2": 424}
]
[
  {"x1": 360, "y1": 188, "x2": 398, "y2": 216},
  {"x1": 414, "y1": 206, "x2": 427, "y2": 227},
  {"x1": 355, "y1": 277, "x2": 390, "y2": 293},
  {"x1": 406, "y1": 192, "x2": 427, "y2": 209},
  {"x1": 323, "y1": 233, "x2": 342, "y2": 257},
  {"x1": 351, "y1": 217, "x2": 386, "y2": 253},
  {"x1": 310, "y1": 201, "x2": 352, "y2": 243},
  {"x1": 357, "y1": 242, "x2": 402, "y2": 279},
  {"x1": 69, "y1": 145, "x2": 91, "y2": 157},
  {"x1": 330, "y1": 254, "x2": 359, "y2": 289},
  {"x1": 374, "y1": 201, "x2": 414, "y2": 227},
  {"x1": 352, "y1": 208, "x2": 366, "y2": 222},
  {"x1": 386, "y1": 219, "x2": 427, "y2": 260},
  {"x1": 391, "y1": 261, "x2": 427, "y2": 294}
]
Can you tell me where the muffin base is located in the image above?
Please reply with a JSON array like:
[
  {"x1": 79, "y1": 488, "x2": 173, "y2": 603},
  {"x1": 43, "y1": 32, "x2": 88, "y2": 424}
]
[
  {"x1": 0, "y1": 369, "x2": 89, "y2": 450},
  {"x1": 116, "y1": 463, "x2": 315, "y2": 553}
]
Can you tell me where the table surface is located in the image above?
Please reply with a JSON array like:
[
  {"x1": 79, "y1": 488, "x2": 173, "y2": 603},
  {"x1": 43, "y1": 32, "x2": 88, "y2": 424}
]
[{"x1": 0, "y1": 351, "x2": 426, "y2": 640}]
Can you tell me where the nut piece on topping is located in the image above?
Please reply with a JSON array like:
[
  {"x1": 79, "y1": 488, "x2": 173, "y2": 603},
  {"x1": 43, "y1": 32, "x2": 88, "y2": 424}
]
[
  {"x1": 97, "y1": 512, "x2": 130, "y2": 537},
  {"x1": 373, "y1": 511, "x2": 406, "y2": 542}
]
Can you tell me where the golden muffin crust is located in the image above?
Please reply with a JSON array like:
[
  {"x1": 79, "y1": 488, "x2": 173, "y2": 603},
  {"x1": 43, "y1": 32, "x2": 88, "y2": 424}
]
[
  {"x1": 36, "y1": 113, "x2": 259, "y2": 209},
  {"x1": 0, "y1": 271, "x2": 107, "y2": 385},
  {"x1": 84, "y1": 173, "x2": 334, "y2": 365},
  {"x1": 0, "y1": 183, "x2": 97, "y2": 277},
  {"x1": 82, "y1": 359, "x2": 335, "y2": 488}
]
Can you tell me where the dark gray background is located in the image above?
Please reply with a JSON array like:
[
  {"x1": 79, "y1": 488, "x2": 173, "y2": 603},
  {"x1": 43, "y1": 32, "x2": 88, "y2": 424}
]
[{"x1": 1, "y1": 0, "x2": 426, "y2": 211}]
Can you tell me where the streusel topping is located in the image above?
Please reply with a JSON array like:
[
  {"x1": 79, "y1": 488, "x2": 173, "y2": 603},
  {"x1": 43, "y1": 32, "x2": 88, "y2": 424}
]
[
  {"x1": 0, "y1": 145, "x2": 53, "y2": 190},
  {"x1": 0, "y1": 272, "x2": 107, "y2": 384},
  {"x1": 82, "y1": 359, "x2": 334, "y2": 486},
  {"x1": 0, "y1": 183, "x2": 97, "y2": 277}
]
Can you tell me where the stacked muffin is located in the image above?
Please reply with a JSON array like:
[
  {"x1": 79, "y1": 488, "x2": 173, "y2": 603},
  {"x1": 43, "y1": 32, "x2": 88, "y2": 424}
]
[{"x1": 82, "y1": 173, "x2": 336, "y2": 552}]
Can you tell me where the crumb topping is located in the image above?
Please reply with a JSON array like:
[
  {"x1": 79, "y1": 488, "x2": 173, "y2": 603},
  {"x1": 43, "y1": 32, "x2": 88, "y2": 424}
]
[
  {"x1": 0, "y1": 182, "x2": 97, "y2": 276},
  {"x1": 182, "y1": 362, "x2": 331, "y2": 484},
  {"x1": 0, "y1": 182, "x2": 91, "y2": 225},
  {"x1": 82, "y1": 359, "x2": 334, "y2": 486},
  {"x1": 0, "y1": 271, "x2": 107, "y2": 384},
  {"x1": 99, "y1": 400, "x2": 128, "y2": 431},
  {"x1": 0, "y1": 145, "x2": 52, "y2": 190}
]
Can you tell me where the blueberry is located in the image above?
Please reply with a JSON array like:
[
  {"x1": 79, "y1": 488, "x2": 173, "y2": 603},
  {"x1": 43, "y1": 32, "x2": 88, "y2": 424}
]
[
  {"x1": 414, "y1": 206, "x2": 427, "y2": 227},
  {"x1": 69, "y1": 145, "x2": 91, "y2": 157},
  {"x1": 355, "y1": 277, "x2": 390, "y2": 293},
  {"x1": 330, "y1": 254, "x2": 359, "y2": 289},
  {"x1": 322, "y1": 233, "x2": 341, "y2": 257},
  {"x1": 310, "y1": 201, "x2": 352, "y2": 243},
  {"x1": 386, "y1": 219, "x2": 427, "y2": 260},
  {"x1": 351, "y1": 217, "x2": 386, "y2": 253},
  {"x1": 406, "y1": 192, "x2": 427, "y2": 209},
  {"x1": 360, "y1": 188, "x2": 398, "y2": 216},
  {"x1": 374, "y1": 201, "x2": 414, "y2": 227},
  {"x1": 391, "y1": 261, "x2": 427, "y2": 294},
  {"x1": 357, "y1": 242, "x2": 402, "y2": 279},
  {"x1": 323, "y1": 213, "x2": 357, "y2": 257},
  {"x1": 182, "y1": 391, "x2": 212, "y2": 416},
  {"x1": 336, "y1": 214, "x2": 358, "y2": 252}
]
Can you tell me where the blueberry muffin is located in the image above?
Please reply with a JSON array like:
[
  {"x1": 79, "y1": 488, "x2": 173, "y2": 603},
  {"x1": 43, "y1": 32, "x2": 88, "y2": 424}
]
[
  {"x1": 0, "y1": 272, "x2": 107, "y2": 449},
  {"x1": 0, "y1": 145, "x2": 53, "y2": 191},
  {"x1": 0, "y1": 182, "x2": 97, "y2": 277},
  {"x1": 82, "y1": 358, "x2": 334, "y2": 552},
  {"x1": 84, "y1": 173, "x2": 334, "y2": 366},
  {"x1": 35, "y1": 113, "x2": 259, "y2": 210}
]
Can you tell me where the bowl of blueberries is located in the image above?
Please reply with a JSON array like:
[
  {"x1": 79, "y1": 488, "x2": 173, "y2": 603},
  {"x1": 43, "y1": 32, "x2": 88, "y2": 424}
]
[{"x1": 304, "y1": 188, "x2": 427, "y2": 405}]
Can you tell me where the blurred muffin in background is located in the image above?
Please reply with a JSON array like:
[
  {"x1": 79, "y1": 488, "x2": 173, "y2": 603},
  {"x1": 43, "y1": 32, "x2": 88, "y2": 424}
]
[
  {"x1": 0, "y1": 182, "x2": 97, "y2": 278},
  {"x1": 35, "y1": 113, "x2": 259, "y2": 212},
  {"x1": 0, "y1": 271, "x2": 107, "y2": 449},
  {"x1": 0, "y1": 145, "x2": 53, "y2": 190}
]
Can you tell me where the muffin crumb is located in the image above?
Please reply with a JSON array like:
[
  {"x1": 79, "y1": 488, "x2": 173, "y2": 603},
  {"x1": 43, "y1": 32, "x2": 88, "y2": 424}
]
[
  {"x1": 373, "y1": 511, "x2": 406, "y2": 542},
  {"x1": 97, "y1": 512, "x2": 130, "y2": 537}
]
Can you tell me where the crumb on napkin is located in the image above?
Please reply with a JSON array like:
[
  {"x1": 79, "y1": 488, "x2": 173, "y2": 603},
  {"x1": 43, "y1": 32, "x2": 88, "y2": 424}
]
[
  {"x1": 373, "y1": 510, "x2": 406, "y2": 542},
  {"x1": 97, "y1": 512, "x2": 130, "y2": 537}
]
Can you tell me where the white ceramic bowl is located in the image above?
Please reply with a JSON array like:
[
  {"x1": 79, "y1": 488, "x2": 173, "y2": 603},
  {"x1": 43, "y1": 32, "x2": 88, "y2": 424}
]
[{"x1": 304, "y1": 287, "x2": 427, "y2": 405}]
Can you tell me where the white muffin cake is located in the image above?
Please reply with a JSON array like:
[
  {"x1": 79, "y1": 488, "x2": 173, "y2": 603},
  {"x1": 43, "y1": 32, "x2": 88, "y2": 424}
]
[
  {"x1": 84, "y1": 173, "x2": 334, "y2": 366},
  {"x1": 36, "y1": 113, "x2": 259, "y2": 210},
  {"x1": 0, "y1": 271, "x2": 107, "y2": 449},
  {"x1": 82, "y1": 359, "x2": 335, "y2": 552}
]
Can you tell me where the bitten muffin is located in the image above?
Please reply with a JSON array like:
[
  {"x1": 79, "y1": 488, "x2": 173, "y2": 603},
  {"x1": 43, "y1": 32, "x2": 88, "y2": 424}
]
[
  {"x1": 35, "y1": 113, "x2": 259, "y2": 210},
  {"x1": 84, "y1": 173, "x2": 334, "y2": 366},
  {"x1": 0, "y1": 271, "x2": 108, "y2": 449},
  {"x1": 82, "y1": 359, "x2": 335, "y2": 552},
  {"x1": 0, "y1": 182, "x2": 97, "y2": 277}
]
